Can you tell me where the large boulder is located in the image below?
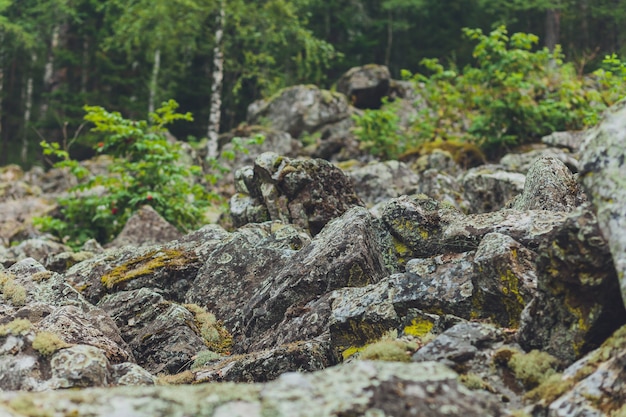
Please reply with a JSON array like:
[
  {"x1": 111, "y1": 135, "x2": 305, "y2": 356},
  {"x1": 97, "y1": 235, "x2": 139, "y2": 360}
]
[
  {"x1": 579, "y1": 98, "x2": 626, "y2": 307},
  {"x1": 106, "y1": 205, "x2": 183, "y2": 249},
  {"x1": 247, "y1": 85, "x2": 350, "y2": 139},
  {"x1": 336, "y1": 64, "x2": 391, "y2": 109},
  {"x1": 230, "y1": 152, "x2": 363, "y2": 236}
]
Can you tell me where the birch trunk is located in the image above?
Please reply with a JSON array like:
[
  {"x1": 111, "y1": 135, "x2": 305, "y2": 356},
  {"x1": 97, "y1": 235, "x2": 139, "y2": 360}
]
[
  {"x1": 22, "y1": 54, "x2": 36, "y2": 163},
  {"x1": 39, "y1": 25, "x2": 60, "y2": 118},
  {"x1": 148, "y1": 49, "x2": 161, "y2": 115},
  {"x1": 206, "y1": 0, "x2": 225, "y2": 160}
]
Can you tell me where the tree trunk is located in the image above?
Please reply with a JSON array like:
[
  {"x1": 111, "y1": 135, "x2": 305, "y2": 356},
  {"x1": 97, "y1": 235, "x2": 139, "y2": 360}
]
[
  {"x1": 39, "y1": 24, "x2": 61, "y2": 119},
  {"x1": 148, "y1": 48, "x2": 161, "y2": 115},
  {"x1": 22, "y1": 54, "x2": 36, "y2": 164},
  {"x1": 0, "y1": 32, "x2": 4, "y2": 146},
  {"x1": 81, "y1": 37, "x2": 89, "y2": 94},
  {"x1": 385, "y1": 9, "x2": 392, "y2": 68},
  {"x1": 207, "y1": 0, "x2": 225, "y2": 160},
  {"x1": 545, "y1": 8, "x2": 561, "y2": 52}
]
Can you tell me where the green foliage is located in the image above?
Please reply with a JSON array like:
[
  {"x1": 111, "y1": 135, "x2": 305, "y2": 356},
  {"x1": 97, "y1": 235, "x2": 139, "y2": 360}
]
[
  {"x1": 36, "y1": 100, "x2": 211, "y2": 248},
  {"x1": 352, "y1": 99, "x2": 409, "y2": 160},
  {"x1": 356, "y1": 26, "x2": 626, "y2": 160}
]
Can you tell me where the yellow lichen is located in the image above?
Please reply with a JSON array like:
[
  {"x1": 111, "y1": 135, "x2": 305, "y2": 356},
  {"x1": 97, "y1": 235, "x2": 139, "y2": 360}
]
[
  {"x1": 32, "y1": 331, "x2": 71, "y2": 356},
  {"x1": 31, "y1": 271, "x2": 54, "y2": 282},
  {"x1": 184, "y1": 303, "x2": 233, "y2": 354},
  {"x1": 0, "y1": 271, "x2": 27, "y2": 306},
  {"x1": 403, "y1": 318, "x2": 434, "y2": 338},
  {"x1": 359, "y1": 339, "x2": 412, "y2": 362},
  {"x1": 101, "y1": 249, "x2": 197, "y2": 290},
  {"x1": 0, "y1": 319, "x2": 33, "y2": 336}
]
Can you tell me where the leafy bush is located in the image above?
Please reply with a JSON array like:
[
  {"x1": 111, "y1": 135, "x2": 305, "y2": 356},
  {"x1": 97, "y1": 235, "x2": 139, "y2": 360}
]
[
  {"x1": 354, "y1": 26, "x2": 626, "y2": 159},
  {"x1": 37, "y1": 100, "x2": 211, "y2": 248}
]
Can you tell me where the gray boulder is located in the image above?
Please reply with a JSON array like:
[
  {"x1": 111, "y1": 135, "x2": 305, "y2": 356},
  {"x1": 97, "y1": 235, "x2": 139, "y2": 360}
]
[
  {"x1": 106, "y1": 205, "x2": 183, "y2": 249},
  {"x1": 247, "y1": 85, "x2": 350, "y2": 139},
  {"x1": 0, "y1": 361, "x2": 504, "y2": 417},
  {"x1": 461, "y1": 165, "x2": 526, "y2": 213},
  {"x1": 230, "y1": 152, "x2": 363, "y2": 236},
  {"x1": 336, "y1": 64, "x2": 391, "y2": 109},
  {"x1": 510, "y1": 155, "x2": 583, "y2": 212},
  {"x1": 347, "y1": 160, "x2": 420, "y2": 207},
  {"x1": 579, "y1": 98, "x2": 626, "y2": 307}
]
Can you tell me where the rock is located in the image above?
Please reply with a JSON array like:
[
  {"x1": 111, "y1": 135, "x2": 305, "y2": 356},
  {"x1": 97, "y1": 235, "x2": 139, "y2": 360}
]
[
  {"x1": 36, "y1": 305, "x2": 133, "y2": 363},
  {"x1": 542, "y1": 130, "x2": 587, "y2": 152},
  {"x1": 43, "y1": 250, "x2": 95, "y2": 273},
  {"x1": 49, "y1": 345, "x2": 112, "y2": 388},
  {"x1": 0, "y1": 361, "x2": 504, "y2": 416},
  {"x1": 247, "y1": 85, "x2": 350, "y2": 139},
  {"x1": 0, "y1": 239, "x2": 70, "y2": 268},
  {"x1": 237, "y1": 207, "x2": 396, "y2": 351},
  {"x1": 64, "y1": 243, "x2": 204, "y2": 305},
  {"x1": 500, "y1": 146, "x2": 580, "y2": 174},
  {"x1": 472, "y1": 233, "x2": 537, "y2": 327},
  {"x1": 308, "y1": 115, "x2": 364, "y2": 161},
  {"x1": 347, "y1": 160, "x2": 420, "y2": 207},
  {"x1": 230, "y1": 153, "x2": 363, "y2": 236},
  {"x1": 194, "y1": 340, "x2": 336, "y2": 383},
  {"x1": 526, "y1": 324, "x2": 626, "y2": 416},
  {"x1": 98, "y1": 288, "x2": 209, "y2": 374},
  {"x1": 461, "y1": 165, "x2": 526, "y2": 213},
  {"x1": 579, "y1": 98, "x2": 626, "y2": 307},
  {"x1": 517, "y1": 206, "x2": 626, "y2": 362},
  {"x1": 185, "y1": 222, "x2": 308, "y2": 332},
  {"x1": 336, "y1": 64, "x2": 391, "y2": 109},
  {"x1": 417, "y1": 169, "x2": 470, "y2": 213},
  {"x1": 510, "y1": 156, "x2": 583, "y2": 212},
  {"x1": 107, "y1": 205, "x2": 183, "y2": 249},
  {"x1": 0, "y1": 197, "x2": 56, "y2": 247}
]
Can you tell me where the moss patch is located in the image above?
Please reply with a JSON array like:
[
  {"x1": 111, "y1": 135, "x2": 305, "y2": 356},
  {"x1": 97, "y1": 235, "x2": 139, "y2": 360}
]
[
  {"x1": 494, "y1": 347, "x2": 561, "y2": 390},
  {"x1": 0, "y1": 318, "x2": 33, "y2": 336},
  {"x1": 403, "y1": 317, "x2": 434, "y2": 338},
  {"x1": 184, "y1": 304, "x2": 233, "y2": 354},
  {"x1": 32, "y1": 331, "x2": 71, "y2": 356},
  {"x1": 0, "y1": 271, "x2": 27, "y2": 306},
  {"x1": 157, "y1": 370, "x2": 195, "y2": 385},
  {"x1": 101, "y1": 249, "x2": 197, "y2": 290}
]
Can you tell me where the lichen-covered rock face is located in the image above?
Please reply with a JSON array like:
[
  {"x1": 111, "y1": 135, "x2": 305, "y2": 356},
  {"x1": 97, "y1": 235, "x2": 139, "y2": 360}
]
[
  {"x1": 347, "y1": 160, "x2": 420, "y2": 207},
  {"x1": 64, "y1": 244, "x2": 205, "y2": 305},
  {"x1": 541, "y1": 130, "x2": 587, "y2": 152},
  {"x1": 499, "y1": 146, "x2": 580, "y2": 174},
  {"x1": 49, "y1": 344, "x2": 112, "y2": 388},
  {"x1": 518, "y1": 206, "x2": 626, "y2": 362},
  {"x1": 185, "y1": 222, "x2": 306, "y2": 330},
  {"x1": 247, "y1": 85, "x2": 350, "y2": 139},
  {"x1": 98, "y1": 288, "x2": 208, "y2": 375},
  {"x1": 0, "y1": 238, "x2": 69, "y2": 268},
  {"x1": 106, "y1": 205, "x2": 183, "y2": 249},
  {"x1": 336, "y1": 64, "x2": 391, "y2": 109},
  {"x1": 461, "y1": 165, "x2": 526, "y2": 213},
  {"x1": 231, "y1": 152, "x2": 364, "y2": 236},
  {"x1": 0, "y1": 361, "x2": 504, "y2": 417},
  {"x1": 194, "y1": 340, "x2": 336, "y2": 384},
  {"x1": 511, "y1": 155, "x2": 582, "y2": 212},
  {"x1": 579, "y1": 98, "x2": 626, "y2": 307},
  {"x1": 237, "y1": 207, "x2": 396, "y2": 351}
]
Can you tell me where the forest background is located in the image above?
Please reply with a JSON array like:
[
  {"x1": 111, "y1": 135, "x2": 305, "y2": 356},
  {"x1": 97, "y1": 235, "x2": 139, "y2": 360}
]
[{"x1": 1, "y1": 0, "x2": 625, "y2": 168}]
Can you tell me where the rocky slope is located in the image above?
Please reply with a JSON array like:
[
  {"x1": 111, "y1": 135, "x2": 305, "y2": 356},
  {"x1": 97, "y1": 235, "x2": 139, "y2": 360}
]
[{"x1": 1, "y1": 65, "x2": 626, "y2": 416}]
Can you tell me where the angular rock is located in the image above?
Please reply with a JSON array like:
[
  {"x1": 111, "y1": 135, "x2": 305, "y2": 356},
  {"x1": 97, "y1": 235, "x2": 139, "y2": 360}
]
[
  {"x1": 36, "y1": 305, "x2": 133, "y2": 363},
  {"x1": 461, "y1": 165, "x2": 526, "y2": 213},
  {"x1": 185, "y1": 222, "x2": 307, "y2": 330},
  {"x1": 107, "y1": 205, "x2": 183, "y2": 249},
  {"x1": 541, "y1": 130, "x2": 587, "y2": 152},
  {"x1": 336, "y1": 64, "x2": 391, "y2": 109},
  {"x1": 230, "y1": 153, "x2": 363, "y2": 235},
  {"x1": 500, "y1": 146, "x2": 580, "y2": 174},
  {"x1": 579, "y1": 98, "x2": 626, "y2": 306},
  {"x1": 238, "y1": 207, "x2": 396, "y2": 351},
  {"x1": 43, "y1": 250, "x2": 95, "y2": 273},
  {"x1": 416, "y1": 169, "x2": 470, "y2": 213},
  {"x1": 194, "y1": 340, "x2": 336, "y2": 383},
  {"x1": 49, "y1": 345, "x2": 112, "y2": 389},
  {"x1": 473, "y1": 232, "x2": 537, "y2": 327},
  {"x1": 247, "y1": 85, "x2": 350, "y2": 138},
  {"x1": 347, "y1": 160, "x2": 420, "y2": 207},
  {"x1": 0, "y1": 361, "x2": 504, "y2": 417},
  {"x1": 64, "y1": 243, "x2": 204, "y2": 305},
  {"x1": 98, "y1": 288, "x2": 208, "y2": 374},
  {"x1": 518, "y1": 206, "x2": 626, "y2": 362},
  {"x1": 0, "y1": 238, "x2": 69, "y2": 268},
  {"x1": 511, "y1": 156, "x2": 582, "y2": 212},
  {"x1": 308, "y1": 115, "x2": 364, "y2": 161}
]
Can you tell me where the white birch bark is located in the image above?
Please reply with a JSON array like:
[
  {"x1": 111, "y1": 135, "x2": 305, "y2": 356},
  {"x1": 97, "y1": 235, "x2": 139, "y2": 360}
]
[
  {"x1": 206, "y1": 0, "x2": 225, "y2": 160},
  {"x1": 148, "y1": 48, "x2": 161, "y2": 115},
  {"x1": 22, "y1": 54, "x2": 36, "y2": 163}
]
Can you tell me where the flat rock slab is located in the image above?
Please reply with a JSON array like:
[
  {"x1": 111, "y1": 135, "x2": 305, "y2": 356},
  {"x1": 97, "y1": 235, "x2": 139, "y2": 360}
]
[{"x1": 0, "y1": 361, "x2": 504, "y2": 417}]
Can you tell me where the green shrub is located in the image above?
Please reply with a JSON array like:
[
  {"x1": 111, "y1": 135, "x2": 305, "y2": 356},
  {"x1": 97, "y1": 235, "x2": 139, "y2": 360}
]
[
  {"x1": 354, "y1": 26, "x2": 626, "y2": 160},
  {"x1": 36, "y1": 100, "x2": 211, "y2": 248}
]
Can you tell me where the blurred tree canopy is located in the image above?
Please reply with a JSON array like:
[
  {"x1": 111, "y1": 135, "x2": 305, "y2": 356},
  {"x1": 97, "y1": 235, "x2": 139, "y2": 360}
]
[{"x1": 1, "y1": 0, "x2": 625, "y2": 166}]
